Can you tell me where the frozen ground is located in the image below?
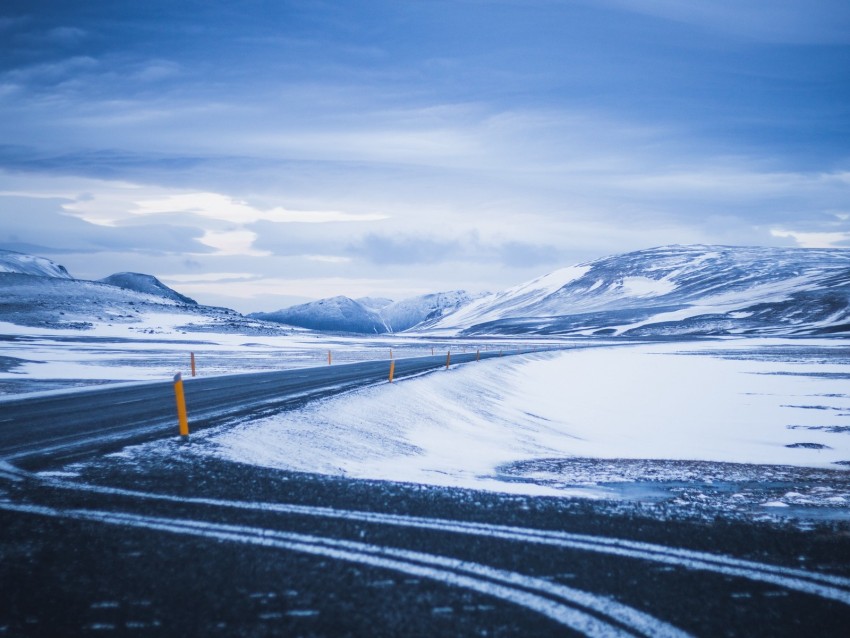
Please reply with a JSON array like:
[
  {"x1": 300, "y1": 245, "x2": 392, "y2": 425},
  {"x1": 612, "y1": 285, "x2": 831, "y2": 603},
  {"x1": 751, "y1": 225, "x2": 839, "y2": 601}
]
[{"x1": 94, "y1": 337, "x2": 850, "y2": 524}]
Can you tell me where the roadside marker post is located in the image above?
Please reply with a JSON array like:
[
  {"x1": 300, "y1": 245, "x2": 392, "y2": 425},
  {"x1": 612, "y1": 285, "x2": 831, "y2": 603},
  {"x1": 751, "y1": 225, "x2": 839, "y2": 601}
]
[
  {"x1": 190, "y1": 352, "x2": 196, "y2": 377},
  {"x1": 173, "y1": 372, "x2": 189, "y2": 439},
  {"x1": 431, "y1": 347, "x2": 434, "y2": 356},
  {"x1": 446, "y1": 351, "x2": 451, "y2": 369},
  {"x1": 389, "y1": 360, "x2": 395, "y2": 383},
  {"x1": 328, "y1": 350, "x2": 332, "y2": 365},
  {"x1": 476, "y1": 349, "x2": 480, "y2": 361}
]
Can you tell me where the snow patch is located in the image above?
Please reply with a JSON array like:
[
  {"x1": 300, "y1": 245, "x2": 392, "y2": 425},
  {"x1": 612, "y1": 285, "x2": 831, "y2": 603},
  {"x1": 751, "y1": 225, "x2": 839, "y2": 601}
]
[{"x1": 620, "y1": 276, "x2": 676, "y2": 297}]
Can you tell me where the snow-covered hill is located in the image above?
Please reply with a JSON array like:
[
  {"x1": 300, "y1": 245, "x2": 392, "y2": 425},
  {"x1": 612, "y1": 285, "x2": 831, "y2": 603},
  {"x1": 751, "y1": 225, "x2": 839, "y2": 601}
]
[
  {"x1": 0, "y1": 249, "x2": 73, "y2": 279},
  {"x1": 0, "y1": 250, "x2": 282, "y2": 335},
  {"x1": 99, "y1": 272, "x2": 197, "y2": 305},
  {"x1": 253, "y1": 290, "x2": 481, "y2": 334},
  {"x1": 420, "y1": 245, "x2": 850, "y2": 337},
  {"x1": 253, "y1": 296, "x2": 386, "y2": 334}
]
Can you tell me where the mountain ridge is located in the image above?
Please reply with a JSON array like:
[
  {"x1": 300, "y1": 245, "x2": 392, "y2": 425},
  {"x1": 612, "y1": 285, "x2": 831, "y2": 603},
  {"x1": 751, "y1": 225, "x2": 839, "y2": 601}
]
[
  {"x1": 3, "y1": 245, "x2": 849, "y2": 337},
  {"x1": 251, "y1": 290, "x2": 480, "y2": 334},
  {"x1": 420, "y1": 245, "x2": 850, "y2": 337}
]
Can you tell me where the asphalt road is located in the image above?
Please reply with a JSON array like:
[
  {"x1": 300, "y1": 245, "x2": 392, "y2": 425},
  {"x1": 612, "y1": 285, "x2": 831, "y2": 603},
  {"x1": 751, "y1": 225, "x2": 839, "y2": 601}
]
[
  {"x1": 2, "y1": 350, "x2": 850, "y2": 637},
  {"x1": 0, "y1": 348, "x2": 515, "y2": 469}
]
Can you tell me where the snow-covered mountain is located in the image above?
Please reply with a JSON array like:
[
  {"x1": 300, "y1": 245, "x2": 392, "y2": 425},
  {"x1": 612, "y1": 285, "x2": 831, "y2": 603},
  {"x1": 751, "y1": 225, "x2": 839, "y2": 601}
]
[
  {"x1": 7, "y1": 245, "x2": 850, "y2": 338},
  {"x1": 253, "y1": 296, "x2": 386, "y2": 334},
  {"x1": 381, "y1": 291, "x2": 481, "y2": 332},
  {"x1": 0, "y1": 250, "x2": 275, "y2": 334},
  {"x1": 99, "y1": 272, "x2": 197, "y2": 305},
  {"x1": 0, "y1": 249, "x2": 73, "y2": 279},
  {"x1": 253, "y1": 290, "x2": 481, "y2": 334},
  {"x1": 420, "y1": 245, "x2": 850, "y2": 337}
]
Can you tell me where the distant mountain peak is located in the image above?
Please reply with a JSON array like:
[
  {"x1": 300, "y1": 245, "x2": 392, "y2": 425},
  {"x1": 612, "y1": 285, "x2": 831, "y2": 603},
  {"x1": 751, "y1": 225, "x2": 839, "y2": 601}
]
[
  {"x1": 252, "y1": 290, "x2": 482, "y2": 334},
  {"x1": 251, "y1": 296, "x2": 385, "y2": 333}
]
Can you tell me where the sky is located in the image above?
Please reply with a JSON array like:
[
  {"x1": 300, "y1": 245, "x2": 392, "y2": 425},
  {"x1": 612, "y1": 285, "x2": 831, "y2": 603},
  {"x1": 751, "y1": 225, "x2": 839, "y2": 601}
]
[{"x1": 0, "y1": 0, "x2": 848, "y2": 312}]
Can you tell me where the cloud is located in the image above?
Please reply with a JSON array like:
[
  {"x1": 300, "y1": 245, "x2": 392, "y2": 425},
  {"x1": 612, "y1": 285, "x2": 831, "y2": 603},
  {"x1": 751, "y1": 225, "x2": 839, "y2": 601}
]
[
  {"x1": 350, "y1": 234, "x2": 461, "y2": 266},
  {"x1": 158, "y1": 272, "x2": 258, "y2": 283},
  {"x1": 66, "y1": 190, "x2": 389, "y2": 226},
  {"x1": 0, "y1": 16, "x2": 30, "y2": 32},
  {"x1": 1, "y1": 2, "x2": 847, "y2": 311},
  {"x1": 770, "y1": 229, "x2": 850, "y2": 248},
  {"x1": 305, "y1": 255, "x2": 352, "y2": 264},
  {"x1": 198, "y1": 229, "x2": 269, "y2": 256},
  {"x1": 598, "y1": 0, "x2": 850, "y2": 44},
  {"x1": 497, "y1": 241, "x2": 562, "y2": 268},
  {"x1": 132, "y1": 60, "x2": 182, "y2": 83},
  {"x1": 0, "y1": 191, "x2": 211, "y2": 256},
  {"x1": 57, "y1": 185, "x2": 390, "y2": 258},
  {"x1": 4, "y1": 55, "x2": 99, "y2": 87},
  {"x1": 348, "y1": 232, "x2": 565, "y2": 268},
  {"x1": 43, "y1": 26, "x2": 87, "y2": 45}
]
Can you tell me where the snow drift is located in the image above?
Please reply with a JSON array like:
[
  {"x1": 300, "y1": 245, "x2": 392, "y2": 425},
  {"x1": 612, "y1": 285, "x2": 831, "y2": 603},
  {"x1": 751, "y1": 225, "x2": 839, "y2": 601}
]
[{"x1": 189, "y1": 341, "x2": 850, "y2": 500}]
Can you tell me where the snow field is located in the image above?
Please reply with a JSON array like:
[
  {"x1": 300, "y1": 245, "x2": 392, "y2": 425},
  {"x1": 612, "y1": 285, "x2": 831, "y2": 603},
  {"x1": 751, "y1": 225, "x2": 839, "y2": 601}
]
[{"x1": 198, "y1": 339, "x2": 850, "y2": 496}]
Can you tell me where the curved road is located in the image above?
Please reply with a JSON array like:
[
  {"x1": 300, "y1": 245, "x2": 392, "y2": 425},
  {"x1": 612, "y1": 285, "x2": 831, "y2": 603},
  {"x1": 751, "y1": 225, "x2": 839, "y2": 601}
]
[
  {"x1": 1, "y1": 350, "x2": 850, "y2": 636},
  {"x1": 0, "y1": 348, "x2": 514, "y2": 468}
]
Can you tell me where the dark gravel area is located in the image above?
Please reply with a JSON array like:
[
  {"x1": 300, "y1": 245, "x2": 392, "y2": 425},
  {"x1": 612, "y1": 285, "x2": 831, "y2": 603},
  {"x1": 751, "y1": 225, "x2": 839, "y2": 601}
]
[{"x1": 3, "y1": 452, "x2": 850, "y2": 637}]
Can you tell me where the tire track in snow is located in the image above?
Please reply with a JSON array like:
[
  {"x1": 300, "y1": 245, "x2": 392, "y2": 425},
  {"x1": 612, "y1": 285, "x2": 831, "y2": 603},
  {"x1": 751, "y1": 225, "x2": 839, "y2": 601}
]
[
  {"x1": 0, "y1": 501, "x2": 689, "y2": 638},
  {"x1": 13, "y1": 467, "x2": 850, "y2": 606}
]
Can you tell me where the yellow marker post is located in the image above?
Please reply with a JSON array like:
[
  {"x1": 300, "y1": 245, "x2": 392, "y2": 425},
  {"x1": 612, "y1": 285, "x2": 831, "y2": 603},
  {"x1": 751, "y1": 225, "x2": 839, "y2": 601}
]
[
  {"x1": 173, "y1": 372, "x2": 189, "y2": 439},
  {"x1": 446, "y1": 351, "x2": 451, "y2": 369},
  {"x1": 389, "y1": 360, "x2": 395, "y2": 383},
  {"x1": 328, "y1": 350, "x2": 332, "y2": 365},
  {"x1": 190, "y1": 352, "x2": 196, "y2": 377}
]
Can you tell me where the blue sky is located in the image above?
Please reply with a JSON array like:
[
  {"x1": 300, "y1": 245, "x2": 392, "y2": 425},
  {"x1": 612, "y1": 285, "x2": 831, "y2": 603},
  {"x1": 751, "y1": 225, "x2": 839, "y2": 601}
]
[{"x1": 1, "y1": 0, "x2": 848, "y2": 311}]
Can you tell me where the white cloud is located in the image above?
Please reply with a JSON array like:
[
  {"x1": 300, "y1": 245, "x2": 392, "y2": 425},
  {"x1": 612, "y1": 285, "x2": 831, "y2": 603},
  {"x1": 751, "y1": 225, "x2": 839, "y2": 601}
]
[
  {"x1": 68, "y1": 190, "x2": 388, "y2": 226},
  {"x1": 599, "y1": 0, "x2": 850, "y2": 45},
  {"x1": 132, "y1": 60, "x2": 182, "y2": 83},
  {"x1": 198, "y1": 229, "x2": 270, "y2": 256},
  {"x1": 304, "y1": 255, "x2": 353, "y2": 264},
  {"x1": 5, "y1": 55, "x2": 99, "y2": 85},
  {"x1": 159, "y1": 272, "x2": 257, "y2": 283},
  {"x1": 770, "y1": 229, "x2": 850, "y2": 248}
]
